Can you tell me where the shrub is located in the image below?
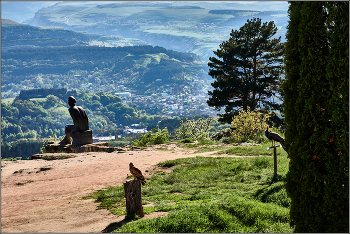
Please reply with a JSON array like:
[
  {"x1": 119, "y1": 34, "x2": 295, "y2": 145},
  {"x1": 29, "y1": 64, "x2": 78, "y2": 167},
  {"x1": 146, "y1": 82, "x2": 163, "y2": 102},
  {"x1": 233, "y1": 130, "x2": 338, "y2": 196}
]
[
  {"x1": 174, "y1": 117, "x2": 212, "y2": 141},
  {"x1": 220, "y1": 137, "x2": 233, "y2": 144},
  {"x1": 179, "y1": 138, "x2": 194, "y2": 144},
  {"x1": 230, "y1": 108, "x2": 270, "y2": 142},
  {"x1": 132, "y1": 127, "x2": 170, "y2": 147},
  {"x1": 211, "y1": 128, "x2": 233, "y2": 141}
]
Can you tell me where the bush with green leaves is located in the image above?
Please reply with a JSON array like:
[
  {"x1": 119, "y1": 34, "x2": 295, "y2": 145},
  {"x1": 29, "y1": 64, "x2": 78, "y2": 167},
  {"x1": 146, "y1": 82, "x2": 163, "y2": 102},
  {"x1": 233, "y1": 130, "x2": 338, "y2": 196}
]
[
  {"x1": 174, "y1": 117, "x2": 212, "y2": 141},
  {"x1": 132, "y1": 127, "x2": 170, "y2": 147},
  {"x1": 230, "y1": 108, "x2": 270, "y2": 142}
]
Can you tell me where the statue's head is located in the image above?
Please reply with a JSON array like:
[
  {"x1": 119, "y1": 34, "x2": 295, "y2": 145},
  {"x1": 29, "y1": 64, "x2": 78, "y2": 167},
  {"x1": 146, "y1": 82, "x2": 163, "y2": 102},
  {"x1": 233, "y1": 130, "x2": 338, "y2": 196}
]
[{"x1": 68, "y1": 96, "x2": 76, "y2": 107}]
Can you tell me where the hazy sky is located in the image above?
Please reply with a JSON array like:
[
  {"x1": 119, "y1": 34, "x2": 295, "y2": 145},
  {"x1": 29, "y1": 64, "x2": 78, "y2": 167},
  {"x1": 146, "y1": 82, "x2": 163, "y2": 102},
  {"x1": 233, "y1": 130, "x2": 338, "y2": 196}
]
[
  {"x1": 1, "y1": 1, "x2": 289, "y2": 23},
  {"x1": 1, "y1": 1, "x2": 60, "y2": 23}
]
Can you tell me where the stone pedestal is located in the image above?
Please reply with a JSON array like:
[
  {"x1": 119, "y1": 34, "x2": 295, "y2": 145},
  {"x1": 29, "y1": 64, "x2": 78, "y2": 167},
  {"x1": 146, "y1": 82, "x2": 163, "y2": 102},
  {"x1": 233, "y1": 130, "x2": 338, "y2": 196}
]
[
  {"x1": 71, "y1": 130, "x2": 93, "y2": 146},
  {"x1": 41, "y1": 141, "x2": 127, "y2": 155}
]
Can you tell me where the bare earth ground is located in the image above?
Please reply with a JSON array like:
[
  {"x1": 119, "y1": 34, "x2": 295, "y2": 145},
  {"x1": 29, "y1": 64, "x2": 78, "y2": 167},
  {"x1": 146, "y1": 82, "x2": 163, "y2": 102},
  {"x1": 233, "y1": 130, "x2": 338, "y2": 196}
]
[{"x1": 1, "y1": 143, "x2": 245, "y2": 233}]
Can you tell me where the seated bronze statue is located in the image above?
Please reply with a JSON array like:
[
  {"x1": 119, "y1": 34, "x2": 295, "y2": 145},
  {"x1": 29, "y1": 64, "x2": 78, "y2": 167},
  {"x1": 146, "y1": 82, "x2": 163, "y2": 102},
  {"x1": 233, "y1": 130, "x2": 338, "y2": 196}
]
[{"x1": 60, "y1": 96, "x2": 92, "y2": 145}]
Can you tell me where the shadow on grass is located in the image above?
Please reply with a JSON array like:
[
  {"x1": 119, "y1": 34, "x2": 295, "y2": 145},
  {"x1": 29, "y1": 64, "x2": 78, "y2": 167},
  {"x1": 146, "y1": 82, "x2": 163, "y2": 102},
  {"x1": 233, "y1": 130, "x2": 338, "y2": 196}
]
[
  {"x1": 102, "y1": 214, "x2": 139, "y2": 233},
  {"x1": 259, "y1": 173, "x2": 284, "y2": 186},
  {"x1": 270, "y1": 174, "x2": 284, "y2": 184},
  {"x1": 255, "y1": 184, "x2": 284, "y2": 201}
]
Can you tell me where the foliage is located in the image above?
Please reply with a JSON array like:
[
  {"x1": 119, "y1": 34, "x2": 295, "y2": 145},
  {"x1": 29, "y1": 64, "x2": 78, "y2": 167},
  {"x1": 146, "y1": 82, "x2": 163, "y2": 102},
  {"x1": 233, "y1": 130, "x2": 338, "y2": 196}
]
[
  {"x1": 40, "y1": 134, "x2": 64, "y2": 153},
  {"x1": 1, "y1": 45, "x2": 202, "y2": 92},
  {"x1": 131, "y1": 127, "x2": 170, "y2": 147},
  {"x1": 1, "y1": 157, "x2": 24, "y2": 161},
  {"x1": 283, "y1": 2, "x2": 349, "y2": 232},
  {"x1": 179, "y1": 138, "x2": 194, "y2": 143},
  {"x1": 1, "y1": 24, "x2": 91, "y2": 50},
  {"x1": 230, "y1": 107, "x2": 270, "y2": 142},
  {"x1": 207, "y1": 17, "x2": 285, "y2": 124},
  {"x1": 174, "y1": 116, "x2": 212, "y2": 140},
  {"x1": 147, "y1": 116, "x2": 181, "y2": 134},
  {"x1": 0, "y1": 89, "x2": 168, "y2": 159},
  {"x1": 84, "y1": 153, "x2": 293, "y2": 233},
  {"x1": 17, "y1": 88, "x2": 74, "y2": 100},
  {"x1": 1, "y1": 139, "x2": 42, "y2": 160}
]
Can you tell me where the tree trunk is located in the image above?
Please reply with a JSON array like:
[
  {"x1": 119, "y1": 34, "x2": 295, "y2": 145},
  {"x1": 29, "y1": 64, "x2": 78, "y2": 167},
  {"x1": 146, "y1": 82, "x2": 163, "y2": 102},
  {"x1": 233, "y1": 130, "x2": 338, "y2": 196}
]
[{"x1": 124, "y1": 180, "x2": 144, "y2": 218}]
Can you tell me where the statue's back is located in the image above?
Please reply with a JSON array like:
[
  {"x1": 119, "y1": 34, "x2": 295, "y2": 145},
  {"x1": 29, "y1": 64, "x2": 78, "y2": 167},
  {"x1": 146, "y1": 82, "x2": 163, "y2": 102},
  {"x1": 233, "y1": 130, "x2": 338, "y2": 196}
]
[{"x1": 69, "y1": 106, "x2": 89, "y2": 132}]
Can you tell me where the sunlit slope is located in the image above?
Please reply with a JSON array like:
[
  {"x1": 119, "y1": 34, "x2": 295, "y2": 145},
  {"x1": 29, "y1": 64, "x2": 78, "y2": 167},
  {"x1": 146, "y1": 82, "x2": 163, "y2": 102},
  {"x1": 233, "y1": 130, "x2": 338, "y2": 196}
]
[{"x1": 1, "y1": 45, "x2": 206, "y2": 93}]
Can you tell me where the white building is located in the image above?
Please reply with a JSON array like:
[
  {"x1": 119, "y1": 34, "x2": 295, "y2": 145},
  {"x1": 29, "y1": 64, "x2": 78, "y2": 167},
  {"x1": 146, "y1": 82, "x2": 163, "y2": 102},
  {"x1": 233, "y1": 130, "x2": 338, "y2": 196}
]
[
  {"x1": 123, "y1": 127, "x2": 148, "y2": 135},
  {"x1": 93, "y1": 136, "x2": 116, "y2": 143},
  {"x1": 171, "y1": 104, "x2": 178, "y2": 110},
  {"x1": 115, "y1": 92, "x2": 132, "y2": 98}
]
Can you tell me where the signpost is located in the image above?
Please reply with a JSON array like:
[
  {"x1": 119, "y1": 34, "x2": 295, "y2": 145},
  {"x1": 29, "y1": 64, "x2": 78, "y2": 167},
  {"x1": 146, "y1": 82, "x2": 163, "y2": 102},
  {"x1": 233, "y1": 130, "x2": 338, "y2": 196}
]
[{"x1": 267, "y1": 144, "x2": 282, "y2": 176}]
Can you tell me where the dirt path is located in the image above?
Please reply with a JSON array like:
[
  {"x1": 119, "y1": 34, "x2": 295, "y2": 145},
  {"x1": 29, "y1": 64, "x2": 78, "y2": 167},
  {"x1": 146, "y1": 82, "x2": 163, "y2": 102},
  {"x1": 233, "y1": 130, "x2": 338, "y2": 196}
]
[{"x1": 1, "y1": 143, "x2": 240, "y2": 233}]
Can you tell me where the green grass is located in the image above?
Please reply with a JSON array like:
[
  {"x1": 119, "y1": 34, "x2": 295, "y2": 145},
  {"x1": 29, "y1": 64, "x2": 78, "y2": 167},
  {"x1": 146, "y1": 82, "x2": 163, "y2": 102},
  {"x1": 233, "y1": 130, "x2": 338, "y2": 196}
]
[
  {"x1": 84, "y1": 143, "x2": 293, "y2": 233},
  {"x1": 193, "y1": 145, "x2": 229, "y2": 154},
  {"x1": 1, "y1": 97, "x2": 15, "y2": 104},
  {"x1": 217, "y1": 142, "x2": 288, "y2": 157},
  {"x1": 50, "y1": 106, "x2": 68, "y2": 113},
  {"x1": 29, "y1": 97, "x2": 47, "y2": 102},
  {"x1": 108, "y1": 140, "x2": 132, "y2": 147},
  {"x1": 2, "y1": 156, "x2": 24, "y2": 161},
  {"x1": 154, "y1": 147, "x2": 172, "y2": 151}
]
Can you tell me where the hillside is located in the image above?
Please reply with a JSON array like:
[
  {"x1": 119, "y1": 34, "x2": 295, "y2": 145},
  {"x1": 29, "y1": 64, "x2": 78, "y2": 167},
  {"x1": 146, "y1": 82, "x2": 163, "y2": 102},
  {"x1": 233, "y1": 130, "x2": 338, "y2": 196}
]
[
  {"x1": 1, "y1": 88, "x2": 180, "y2": 158},
  {"x1": 1, "y1": 21, "x2": 207, "y2": 98},
  {"x1": 1, "y1": 20, "x2": 206, "y2": 92},
  {"x1": 1, "y1": 23, "x2": 213, "y2": 118},
  {"x1": 1, "y1": 45, "x2": 207, "y2": 98},
  {"x1": 1, "y1": 19, "x2": 22, "y2": 26},
  {"x1": 1, "y1": 1, "x2": 60, "y2": 23},
  {"x1": 1, "y1": 20, "x2": 148, "y2": 51},
  {"x1": 23, "y1": 1, "x2": 289, "y2": 61}
]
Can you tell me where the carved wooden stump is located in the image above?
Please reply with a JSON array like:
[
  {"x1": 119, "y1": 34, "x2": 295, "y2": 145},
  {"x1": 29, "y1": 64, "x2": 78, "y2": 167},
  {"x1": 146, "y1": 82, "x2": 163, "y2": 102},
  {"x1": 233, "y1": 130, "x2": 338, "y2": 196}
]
[{"x1": 124, "y1": 180, "x2": 144, "y2": 217}]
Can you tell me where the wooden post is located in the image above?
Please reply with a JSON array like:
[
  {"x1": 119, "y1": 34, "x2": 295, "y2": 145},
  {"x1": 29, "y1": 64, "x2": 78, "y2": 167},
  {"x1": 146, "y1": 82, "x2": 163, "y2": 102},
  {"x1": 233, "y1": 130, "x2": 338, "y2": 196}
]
[
  {"x1": 124, "y1": 180, "x2": 144, "y2": 218},
  {"x1": 273, "y1": 145, "x2": 277, "y2": 176}
]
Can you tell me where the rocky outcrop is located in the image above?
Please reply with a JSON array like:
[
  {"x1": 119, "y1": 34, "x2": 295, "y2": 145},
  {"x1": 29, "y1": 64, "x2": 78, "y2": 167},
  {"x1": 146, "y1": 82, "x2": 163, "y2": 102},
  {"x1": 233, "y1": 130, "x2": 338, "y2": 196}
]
[
  {"x1": 30, "y1": 142, "x2": 146, "y2": 159},
  {"x1": 44, "y1": 141, "x2": 124, "y2": 154}
]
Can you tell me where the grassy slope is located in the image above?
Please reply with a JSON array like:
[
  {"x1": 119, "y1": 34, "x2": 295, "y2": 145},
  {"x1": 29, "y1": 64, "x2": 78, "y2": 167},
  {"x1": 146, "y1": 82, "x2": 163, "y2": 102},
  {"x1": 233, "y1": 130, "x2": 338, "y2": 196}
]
[
  {"x1": 1, "y1": 97, "x2": 16, "y2": 104},
  {"x1": 84, "y1": 142, "x2": 293, "y2": 233}
]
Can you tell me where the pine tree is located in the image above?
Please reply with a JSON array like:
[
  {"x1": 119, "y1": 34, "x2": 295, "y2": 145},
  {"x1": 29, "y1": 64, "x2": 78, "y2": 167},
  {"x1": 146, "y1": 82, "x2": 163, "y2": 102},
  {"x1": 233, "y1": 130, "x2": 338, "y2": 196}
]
[
  {"x1": 283, "y1": 2, "x2": 349, "y2": 232},
  {"x1": 207, "y1": 18, "x2": 285, "y2": 124}
]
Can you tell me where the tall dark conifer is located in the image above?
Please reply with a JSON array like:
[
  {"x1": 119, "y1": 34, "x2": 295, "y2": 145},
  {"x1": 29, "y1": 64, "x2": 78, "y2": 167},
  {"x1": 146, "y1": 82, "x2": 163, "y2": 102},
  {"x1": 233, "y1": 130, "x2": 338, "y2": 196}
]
[
  {"x1": 207, "y1": 18, "x2": 284, "y2": 124},
  {"x1": 323, "y1": 1, "x2": 349, "y2": 231},
  {"x1": 283, "y1": 1, "x2": 349, "y2": 232}
]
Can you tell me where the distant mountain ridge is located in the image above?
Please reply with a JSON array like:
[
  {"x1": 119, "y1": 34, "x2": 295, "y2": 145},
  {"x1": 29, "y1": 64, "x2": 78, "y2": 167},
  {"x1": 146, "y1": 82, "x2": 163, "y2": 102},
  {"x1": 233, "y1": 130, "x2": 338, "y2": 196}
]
[
  {"x1": 1, "y1": 22, "x2": 149, "y2": 51},
  {"x1": 2, "y1": 19, "x2": 22, "y2": 26},
  {"x1": 22, "y1": 1, "x2": 289, "y2": 61}
]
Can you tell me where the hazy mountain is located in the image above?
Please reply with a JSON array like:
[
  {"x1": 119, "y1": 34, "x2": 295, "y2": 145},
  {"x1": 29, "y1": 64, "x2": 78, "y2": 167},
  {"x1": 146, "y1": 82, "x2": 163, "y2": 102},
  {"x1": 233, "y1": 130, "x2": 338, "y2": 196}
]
[
  {"x1": 0, "y1": 1, "x2": 60, "y2": 23},
  {"x1": 22, "y1": 1, "x2": 289, "y2": 61},
  {"x1": 1, "y1": 21, "x2": 149, "y2": 51},
  {"x1": 1, "y1": 19, "x2": 22, "y2": 25}
]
